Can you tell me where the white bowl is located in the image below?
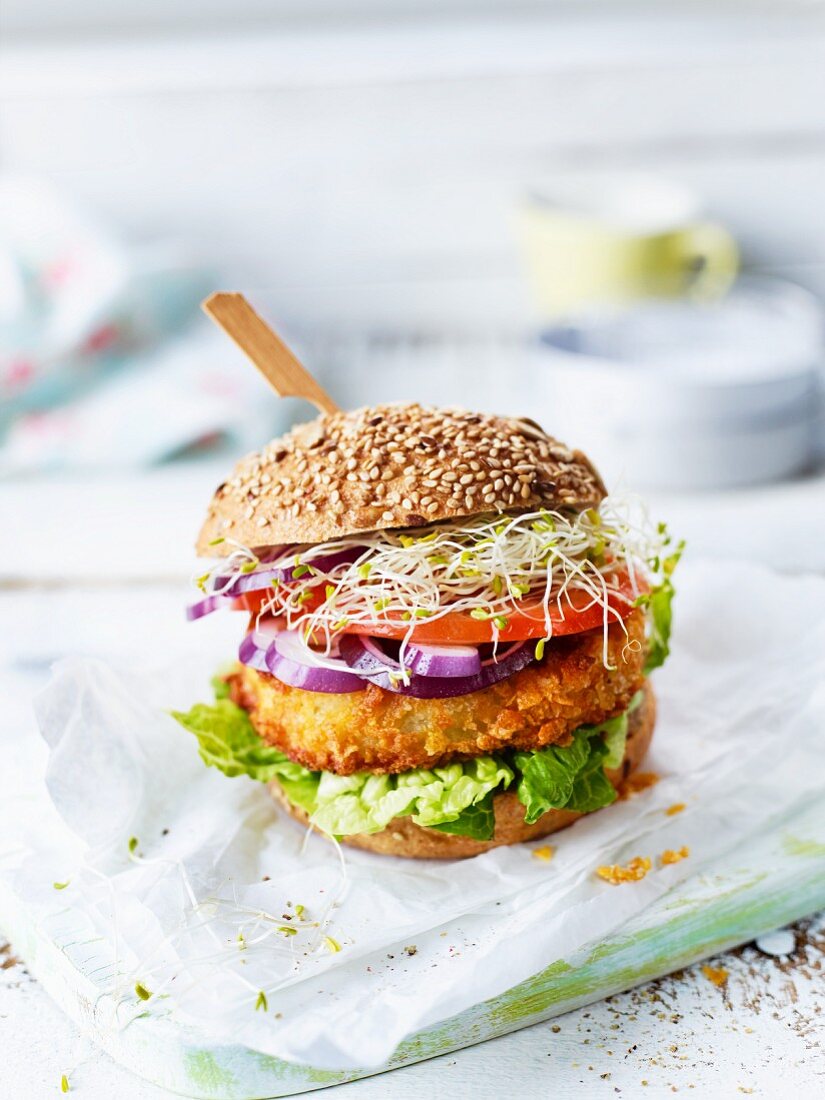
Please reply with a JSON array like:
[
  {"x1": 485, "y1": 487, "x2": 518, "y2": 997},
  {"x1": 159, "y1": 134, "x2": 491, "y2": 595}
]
[{"x1": 532, "y1": 277, "x2": 824, "y2": 489}]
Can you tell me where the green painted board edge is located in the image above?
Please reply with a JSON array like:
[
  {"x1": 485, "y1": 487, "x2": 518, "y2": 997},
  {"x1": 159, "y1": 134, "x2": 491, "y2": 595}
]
[{"x1": 2, "y1": 807, "x2": 824, "y2": 1100}]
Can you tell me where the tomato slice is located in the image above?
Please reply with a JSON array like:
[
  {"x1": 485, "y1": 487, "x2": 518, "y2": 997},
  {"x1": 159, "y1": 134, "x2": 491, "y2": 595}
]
[
  {"x1": 235, "y1": 572, "x2": 641, "y2": 644},
  {"x1": 343, "y1": 574, "x2": 639, "y2": 644},
  {"x1": 232, "y1": 591, "x2": 274, "y2": 614}
]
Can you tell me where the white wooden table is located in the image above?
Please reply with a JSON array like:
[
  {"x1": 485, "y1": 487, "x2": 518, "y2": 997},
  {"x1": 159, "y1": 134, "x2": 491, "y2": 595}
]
[{"x1": 2, "y1": 460, "x2": 824, "y2": 1099}]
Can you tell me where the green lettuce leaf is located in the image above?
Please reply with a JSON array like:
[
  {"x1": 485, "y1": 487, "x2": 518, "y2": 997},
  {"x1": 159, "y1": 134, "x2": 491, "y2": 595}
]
[
  {"x1": 309, "y1": 757, "x2": 513, "y2": 837},
  {"x1": 277, "y1": 773, "x2": 320, "y2": 816},
  {"x1": 565, "y1": 738, "x2": 617, "y2": 813},
  {"x1": 594, "y1": 707, "x2": 630, "y2": 770},
  {"x1": 211, "y1": 674, "x2": 232, "y2": 701},
  {"x1": 641, "y1": 543, "x2": 684, "y2": 674},
  {"x1": 514, "y1": 730, "x2": 592, "y2": 825},
  {"x1": 429, "y1": 791, "x2": 496, "y2": 841},
  {"x1": 567, "y1": 766, "x2": 617, "y2": 814},
  {"x1": 513, "y1": 706, "x2": 631, "y2": 825},
  {"x1": 171, "y1": 699, "x2": 316, "y2": 785}
]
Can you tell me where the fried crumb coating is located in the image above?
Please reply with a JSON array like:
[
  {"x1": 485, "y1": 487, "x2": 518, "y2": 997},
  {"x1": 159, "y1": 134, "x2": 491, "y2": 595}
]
[{"x1": 227, "y1": 608, "x2": 646, "y2": 775}]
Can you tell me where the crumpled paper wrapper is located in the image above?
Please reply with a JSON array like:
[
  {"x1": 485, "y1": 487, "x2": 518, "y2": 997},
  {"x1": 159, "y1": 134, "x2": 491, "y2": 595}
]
[{"x1": 6, "y1": 559, "x2": 825, "y2": 1070}]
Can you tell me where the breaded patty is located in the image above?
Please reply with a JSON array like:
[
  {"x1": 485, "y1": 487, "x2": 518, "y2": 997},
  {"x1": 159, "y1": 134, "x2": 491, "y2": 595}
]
[
  {"x1": 271, "y1": 686, "x2": 656, "y2": 859},
  {"x1": 227, "y1": 608, "x2": 646, "y2": 775}
]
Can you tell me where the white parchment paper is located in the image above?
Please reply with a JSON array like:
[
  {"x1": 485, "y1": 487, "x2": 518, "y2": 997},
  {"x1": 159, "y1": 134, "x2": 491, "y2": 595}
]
[{"x1": 4, "y1": 559, "x2": 825, "y2": 1070}]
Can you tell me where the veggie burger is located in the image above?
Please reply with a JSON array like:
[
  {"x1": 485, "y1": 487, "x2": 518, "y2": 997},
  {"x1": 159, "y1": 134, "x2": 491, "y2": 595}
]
[{"x1": 175, "y1": 403, "x2": 680, "y2": 859}]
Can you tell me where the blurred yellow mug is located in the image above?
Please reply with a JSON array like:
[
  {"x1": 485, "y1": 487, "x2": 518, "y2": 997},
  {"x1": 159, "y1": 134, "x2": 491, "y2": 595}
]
[{"x1": 519, "y1": 174, "x2": 738, "y2": 319}]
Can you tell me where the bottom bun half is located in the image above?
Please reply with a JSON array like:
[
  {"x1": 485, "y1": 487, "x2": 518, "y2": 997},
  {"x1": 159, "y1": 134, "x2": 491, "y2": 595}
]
[{"x1": 270, "y1": 684, "x2": 656, "y2": 860}]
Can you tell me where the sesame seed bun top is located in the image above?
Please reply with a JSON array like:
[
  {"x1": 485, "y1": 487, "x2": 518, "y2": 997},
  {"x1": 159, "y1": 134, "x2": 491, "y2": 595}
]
[{"x1": 196, "y1": 403, "x2": 606, "y2": 555}]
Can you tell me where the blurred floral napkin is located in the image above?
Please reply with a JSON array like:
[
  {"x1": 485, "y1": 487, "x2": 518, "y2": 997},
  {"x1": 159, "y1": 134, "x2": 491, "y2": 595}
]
[{"x1": 0, "y1": 176, "x2": 278, "y2": 474}]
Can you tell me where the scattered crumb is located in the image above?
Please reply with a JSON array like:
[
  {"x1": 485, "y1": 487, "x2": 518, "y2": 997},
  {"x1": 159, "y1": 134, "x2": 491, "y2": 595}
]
[
  {"x1": 661, "y1": 846, "x2": 690, "y2": 866},
  {"x1": 619, "y1": 772, "x2": 660, "y2": 798},
  {"x1": 597, "y1": 856, "x2": 652, "y2": 885},
  {"x1": 1, "y1": 943, "x2": 21, "y2": 971},
  {"x1": 551, "y1": 1024, "x2": 561, "y2": 1033},
  {"x1": 533, "y1": 845, "x2": 555, "y2": 862},
  {"x1": 403, "y1": 945, "x2": 417, "y2": 957},
  {"x1": 701, "y1": 965, "x2": 729, "y2": 987},
  {"x1": 665, "y1": 803, "x2": 686, "y2": 816}
]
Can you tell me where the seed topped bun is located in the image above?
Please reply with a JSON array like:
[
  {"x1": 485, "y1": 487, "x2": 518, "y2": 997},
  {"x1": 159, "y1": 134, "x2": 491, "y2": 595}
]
[{"x1": 197, "y1": 403, "x2": 606, "y2": 554}]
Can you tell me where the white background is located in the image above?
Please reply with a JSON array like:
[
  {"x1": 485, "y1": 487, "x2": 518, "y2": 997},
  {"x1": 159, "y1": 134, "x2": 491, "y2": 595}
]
[{"x1": 2, "y1": 2, "x2": 825, "y2": 332}]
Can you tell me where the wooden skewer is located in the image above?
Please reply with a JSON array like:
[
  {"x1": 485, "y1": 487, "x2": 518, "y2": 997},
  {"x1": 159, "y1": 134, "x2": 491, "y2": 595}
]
[{"x1": 202, "y1": 292, "x2": 340, "y2": 416}]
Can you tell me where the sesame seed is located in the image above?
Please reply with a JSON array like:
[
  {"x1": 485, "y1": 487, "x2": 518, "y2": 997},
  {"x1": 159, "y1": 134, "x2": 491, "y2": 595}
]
[{"x1": 200, "y1": 403, "x2": 603, "y2": 547}]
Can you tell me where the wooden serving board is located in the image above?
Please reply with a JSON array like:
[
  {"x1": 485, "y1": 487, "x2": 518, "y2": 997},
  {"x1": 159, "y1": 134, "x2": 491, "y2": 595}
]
[{"x1": 2, "y1": 797, "x2": 824, "y2": 1100}]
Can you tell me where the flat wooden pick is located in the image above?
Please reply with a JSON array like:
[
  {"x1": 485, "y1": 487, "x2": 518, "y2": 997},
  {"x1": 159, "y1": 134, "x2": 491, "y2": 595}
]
[{"x1": 202, "y1": 292, "x2": 340, "y2": 416}]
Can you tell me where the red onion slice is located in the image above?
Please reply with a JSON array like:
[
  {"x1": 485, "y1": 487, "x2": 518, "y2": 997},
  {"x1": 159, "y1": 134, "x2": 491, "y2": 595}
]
[
  {"x1": 213, "y1": 548, "x2": 362, "y2": 598},
  {"x1": 339, "y1": 635, "x2": 535, "y2": 698},
  {"x1": 265, "y1": 630, "x2": 366, "y2": 694},
  {"x1": 238, "y1": 620, "x2": 284, "y2": 671},
  {"x1": 406, "y1": 642, "x2": 481, "y2": 678},
  {"x1": 238, "y1": 632, "x2": 269, "y2": 671},
  {"x1": 185, "y1": 594, "x2": 234, "y2": 621}
]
